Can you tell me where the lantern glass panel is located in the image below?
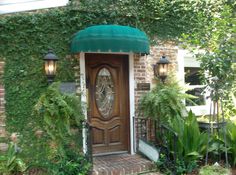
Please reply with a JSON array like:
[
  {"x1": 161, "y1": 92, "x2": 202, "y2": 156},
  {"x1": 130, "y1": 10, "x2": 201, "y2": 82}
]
[
  {"x1": 158, "y1": 64, "x2": 168, "y2": 77},
  {"x1": 45, "y1": 60, "x2": 57, "y2": 76}
]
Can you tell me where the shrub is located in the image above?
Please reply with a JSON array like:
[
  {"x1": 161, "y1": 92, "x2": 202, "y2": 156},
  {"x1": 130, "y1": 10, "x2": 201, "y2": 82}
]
[
  {"x1": 48, "y1": 148, "x2": 91, "y2": 175},
  {"x1": 33, "y1": 83, "x2": 91, "y2": 174},
  {"x1": 34, "y1": 83, "x2": 84, "y2": 154},
  {"x1": 0, "y1": 142, "x2": 27, "y2": 175},
  {"x1": 139, "y1": 76, "x2": 192, "y2": 123}
]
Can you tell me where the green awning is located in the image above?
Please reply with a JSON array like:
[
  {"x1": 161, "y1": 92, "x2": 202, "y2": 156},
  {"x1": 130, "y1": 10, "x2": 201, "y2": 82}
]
[{"x1": 70, "y1": 25, "x2": 150, "y2": 54}]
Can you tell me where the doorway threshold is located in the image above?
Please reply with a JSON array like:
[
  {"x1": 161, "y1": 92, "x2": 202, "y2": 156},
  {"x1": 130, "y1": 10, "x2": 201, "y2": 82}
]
[{"x1": 93, "y1": 151, "x2": 128, "y2": 157}]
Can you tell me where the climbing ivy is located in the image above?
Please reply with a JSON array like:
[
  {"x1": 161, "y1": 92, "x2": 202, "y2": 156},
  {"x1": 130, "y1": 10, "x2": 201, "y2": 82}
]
[
  {"x1": 77, "y1": 0, "x2": 223, "y2": 41},
  {"x1": 0, "y1": 9, "x2": 79, "y2": 134},
  {"x1": 0, "y1": 8, "x2": 82, "y2": 167},
  {"x1": 0, "y1": 1, "x2": 221, "y2": 133},
  {"x1": 0, "y1": 0, "x2": 226, "y2": 167}
]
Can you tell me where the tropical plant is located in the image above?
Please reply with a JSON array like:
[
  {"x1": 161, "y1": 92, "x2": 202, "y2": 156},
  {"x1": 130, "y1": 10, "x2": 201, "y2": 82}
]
[
  {"x1": 139, "y1": 76, "x2": 192, "y2": 123},
  {"x1": 223, "y1": 122, "x2": 236, "y2": 166},
  {"x1": 165, "y1": 111, "x2": 208, "y2": 174},
  {"x1": 208, "y1": 137, "x2": 225, "y2": 159},
  {"x1": 0, "y1": 142, "x2": 27, "y2": 175}
]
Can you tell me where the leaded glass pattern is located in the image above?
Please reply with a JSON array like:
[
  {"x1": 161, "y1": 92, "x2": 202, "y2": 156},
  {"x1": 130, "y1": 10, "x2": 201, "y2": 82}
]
[{"x1": 95, "y1": 68, "x2": 115, "y2": 118}]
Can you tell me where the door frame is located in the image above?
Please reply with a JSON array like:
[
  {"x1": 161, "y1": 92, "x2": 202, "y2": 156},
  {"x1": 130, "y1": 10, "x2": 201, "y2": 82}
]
[{"x1": 79, "y1": 52, "x2": 136, "y2": 155}]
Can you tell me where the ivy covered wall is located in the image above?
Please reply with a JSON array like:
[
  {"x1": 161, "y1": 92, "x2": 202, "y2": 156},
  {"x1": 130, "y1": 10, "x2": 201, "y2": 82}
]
[
  {"x1": 0, "y1": 9, "x2": 78, "y2": 134},
  {"x1": 0, "y1": 0, "x2": 220, "y2": 158},
  {"x1": 0, "y1": 3, "x2": 213, "y2": 133}
]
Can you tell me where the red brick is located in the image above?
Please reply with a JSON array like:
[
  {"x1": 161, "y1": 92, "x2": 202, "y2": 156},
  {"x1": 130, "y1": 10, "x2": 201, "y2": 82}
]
[
  {"x1": 0, "y1": 143, "x2": 8, "y2": 152},
  {"x1": 92, "y1": 154, "x2": 154, "y2": 175},
  {"x1": 0, "y1": 127, "x2": 6, "y2": 137}
]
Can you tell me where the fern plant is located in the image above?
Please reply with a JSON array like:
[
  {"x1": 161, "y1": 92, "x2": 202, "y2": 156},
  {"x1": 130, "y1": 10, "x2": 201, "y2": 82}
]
[
  {"x1": 34, "y1": 82, "x2": 85, "y2": 156},
  {"x1": 33, "y1": 83, "x2": 91, "y2": 174},
  {"x1": 139, "y1": 76, "x2": 192, "y2": 123}
]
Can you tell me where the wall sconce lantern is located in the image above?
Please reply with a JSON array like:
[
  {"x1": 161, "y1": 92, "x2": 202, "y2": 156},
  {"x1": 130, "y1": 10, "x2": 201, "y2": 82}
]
[
  {"x1": 43, "y1": 50, "x2": 59, "y2": 84},
  {"x1": 154, "y1": 55, "x2": 170, "y2": 83}
]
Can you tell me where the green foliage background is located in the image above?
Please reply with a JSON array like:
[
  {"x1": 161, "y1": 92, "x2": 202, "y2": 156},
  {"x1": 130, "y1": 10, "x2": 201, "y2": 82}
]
[
  {"x1": 0, "y1": 0, "x2": 228, "y2": 167},
  {"x1": 182, "y1": 3, "x2": 236, "y2": 117},
  {"x1": 0, "y1": 0, "x2": 220, "y2": 134}
]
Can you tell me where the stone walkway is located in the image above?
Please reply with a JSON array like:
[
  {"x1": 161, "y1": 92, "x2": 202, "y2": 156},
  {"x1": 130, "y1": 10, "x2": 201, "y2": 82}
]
[{"x1": 92, "y1": 154, "x2": 159, "y2": 175}]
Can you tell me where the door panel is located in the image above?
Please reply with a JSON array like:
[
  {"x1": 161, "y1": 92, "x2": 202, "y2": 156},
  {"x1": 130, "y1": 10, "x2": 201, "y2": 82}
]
[{"x1": 86, "y1": 53, "x2": 129, "y2": 155}]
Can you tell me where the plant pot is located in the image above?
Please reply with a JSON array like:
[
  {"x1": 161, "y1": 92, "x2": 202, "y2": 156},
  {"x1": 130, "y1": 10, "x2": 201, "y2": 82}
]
[{"x1": 198, "y1": 121, "x2": 227, "y2": 130}]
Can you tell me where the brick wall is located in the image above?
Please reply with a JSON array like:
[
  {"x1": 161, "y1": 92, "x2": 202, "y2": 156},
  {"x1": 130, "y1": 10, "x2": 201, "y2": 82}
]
[
  {"x1": 0, "y1": 61, "x2": 7, "y2": 152},
  {"x1": 133, "y1": 44, "x2": 178, "y2": 148},
  {"x1": 0, "y1": 62, "x2": 5, "y2": 113},
  {"x1": 133, "y1": 54, "x2": 149, "y2": 111},
  {"x1": 134, "y1": 44, "x2": 178, "y2": 112}
]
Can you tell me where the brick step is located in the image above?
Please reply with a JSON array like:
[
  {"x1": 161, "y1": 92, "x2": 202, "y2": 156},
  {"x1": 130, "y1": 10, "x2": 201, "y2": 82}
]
[
  {"x1": 0, "y1": 116, "x2": 5, "y2": 125},
  {"x1": 92, "y1": 154, "x2": 157, "y2": 175},
  {"x1": 0, "y1": 115, "x2": 6, "y2": 127},
  {"x1": 0, "y1": 143, "x2": 8, "y2": 152},
  {"x1": 0, "y1": 125, "x2": 6, "y2": 138}
]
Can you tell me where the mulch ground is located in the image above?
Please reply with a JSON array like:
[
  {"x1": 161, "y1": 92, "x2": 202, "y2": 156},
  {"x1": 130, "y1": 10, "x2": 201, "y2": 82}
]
[{"x1": 231, "y1": 168, "x2": 236, "y2": 175}]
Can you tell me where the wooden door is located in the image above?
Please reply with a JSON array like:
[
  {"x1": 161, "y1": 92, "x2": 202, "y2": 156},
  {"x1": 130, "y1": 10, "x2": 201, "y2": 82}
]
[{"x1": 86, "y1": 53, "x2": 129, "y2": 155}]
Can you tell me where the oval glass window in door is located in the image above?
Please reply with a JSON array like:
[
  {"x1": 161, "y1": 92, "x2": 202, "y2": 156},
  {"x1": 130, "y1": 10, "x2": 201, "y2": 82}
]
[{"x1": 95, "y1": 68, "x2": 115, "y2": 118}]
